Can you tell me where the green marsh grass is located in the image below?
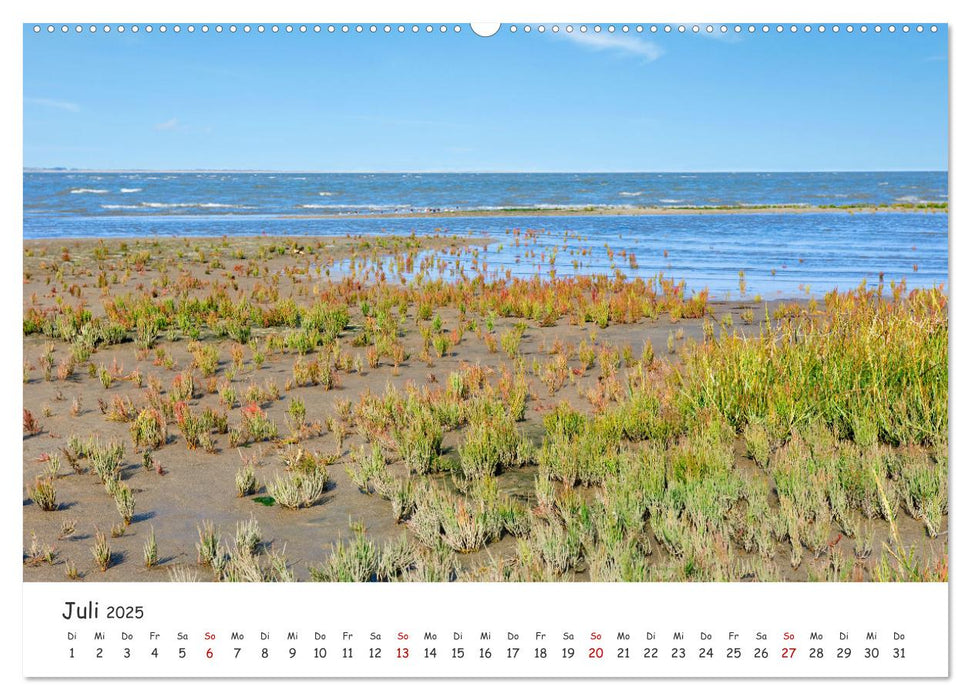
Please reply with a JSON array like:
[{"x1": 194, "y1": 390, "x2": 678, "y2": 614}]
[{"x1": 457, "y1": 412, "x2": 532, "y2": 480}]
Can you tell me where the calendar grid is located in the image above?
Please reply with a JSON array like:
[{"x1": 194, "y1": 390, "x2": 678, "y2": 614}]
[{"x1": 23, "y1": 583, "x2": 948, "y2": 678}]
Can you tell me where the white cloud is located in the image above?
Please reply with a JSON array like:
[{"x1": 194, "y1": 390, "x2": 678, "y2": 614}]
[
  {"x1": 25, "y1": 97, "x2": 80, "y2": 112},
  {"x1": 153, "y1": 119, "x2": 213, "y2": 136},
  {"x1": 560, "y1": 31, "x2": 663, "y2": 62}
]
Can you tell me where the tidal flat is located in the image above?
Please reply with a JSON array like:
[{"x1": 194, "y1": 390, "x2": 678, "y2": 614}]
[{"x1": 22, "y1": 234, "x2": 947, "y2": 583}]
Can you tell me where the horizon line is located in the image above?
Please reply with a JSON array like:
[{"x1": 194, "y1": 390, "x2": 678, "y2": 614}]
[{"x1": 23, "y1": 167, "x2": 949, "y2": 174}]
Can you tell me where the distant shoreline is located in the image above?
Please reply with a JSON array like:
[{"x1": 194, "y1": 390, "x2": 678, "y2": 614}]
[{"x1": 275, "y1": 202, "x2": 948, "y2": 220}]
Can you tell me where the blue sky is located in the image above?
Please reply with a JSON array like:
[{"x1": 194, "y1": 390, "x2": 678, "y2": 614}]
[{"x1": 23, "y1": 25, "x2": 948, "y2": 171}]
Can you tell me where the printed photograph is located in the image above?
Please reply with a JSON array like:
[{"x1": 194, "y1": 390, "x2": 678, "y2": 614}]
[{"x1": 22, "y1": 24, "x2": 948, "y2": 583}]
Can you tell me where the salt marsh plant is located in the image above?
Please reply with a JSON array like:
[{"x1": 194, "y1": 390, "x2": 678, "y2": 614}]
[
  {"x1": 189, "y1": 341, "x2": 220, "y2": 376},
  {"x1": 106, "y1": 395, "x2": 136, "y2": 422},
  {"x1": 500, "y1": 324, "x2": 525, "y2": 358},
  {"x1": 57, "y1": 357, "x2": 75, "y2": 381},
  {"x1": 134, "y1": 316, "x2": 160, "y2": 350},
  {"x1": 309, "y1": 529, "x2": 379, "y2": 582},
  {"x1": 218, "y1": 382, "x2": 238, "y2": 409},
  {"x1": 291, "y1": 354, "x2": 335, "y2": 389},
  {"x1": 196, "y1": 520, "x2": 222, "y2": 568},
  {"x1": 59, "y1": 518, "x2": 77, "y2": 540},
  {"x1": 538, "y1": 413, "x2": 623, "y2": 486},
  {"x1": 23, "y1": 409, "x2": 41, "y2": 436},
  {"x1": 286, "y1": 396, "x2": 306, "y2": 432},
  {"x1": 526, "y1": 519, "x2": 584, "y2": 576},
  {"x1": 218, "y1": 548, "x2": 267, "y2": 582},
  {"x1": 267, "y1": 467, "x2": 327, "y2": 509},
  {"x1": 91, "y1": 530, "x2": 111, "y2": 572},
  {"x1": 286, "y1": 328, "x2": 321, "y2": 355},
  {"x1": 28, "y1": 477, "x2": 58, "y2": 511},
  {"x1": 457, "y1": 412, "x2": 532, "y2": 480},
  {"x1": 676, "y1": 285, "x2": 947, "y2": 446},
  {"x1": 377, "y1": 534, "x2": 418, "y2": 581},
  {"x1": 397, "y1": 542, "x2": 459, "y2": 582},
  {"x1": 346, "y1": 443, "x2": 386, "y2": 494},
  {"x1": 743, "y1": 420, "x2": 771, "y2": 469},
  {"x1": 280, "y1": 445, "x2": 333, "y2": 474},
  {"x1": 170, "y1": 373, "x2": 195, "y2": 402},
  {"x1": 230, "y1": 403, "x2": 279, "y2": 446},
  {"x1": 64, "y1": 560, "x2": 80, "y2": 580},
  {"x1": 326, "y1": 416, "x2": 349, "y2": 451},
  {"x1": 392, "y1": 404, "x2": 443, "y2": 475},
  {"x1": 368, "y1": 465, "x2": 417, "y2": 523},
  {"x1": 616, "y1": 389, "x2": 679, "y2": 443},
  {"x1": 114, "y1": 484, "x2": 135, "y2": 525},
  {"x1": 243, "y1": 403, "x2": 277, "y2": 441},
  {"x1": 895, "y1": 449, "x2": 948, "y2": 537},
  {"x1": 483, "y1": 333, "x2": 498, "y2": 353},
  {"x1": 235, "y1": 463, "x2": 257, "y2": 497},
  {"x1": 23, "y1": 532, "x2": 47, "y2": 566},
  {"x1": 409, "y1": 479, "x2": 510, "y2": 553},
  {"x1": 301, "y1": 302, "x2": 350, "y2": 342},
  {"x1": 130, "y1": 407, "x2": 167, "y2": 450},
  {"x1": 40, "y1": 453, "x2": 62, "y2": 481},
  {"x1": 168, "y1": 566, "x2": 200, "y2": 583},
  {"x1": 234, "y1": 517, "x2": 262, "y2": 555},
  {"x1": 97, "y1": 364, "x2": 112, "y2": 389},
  {"x1": 854, "y1": 521, "x2": 874, "y2": 560},
  {"x1": 173, "y1": 402, "x2": 209, "y2": 450},
  {"x1": 90, "y1": 440, "x2": 125, "y2": 485},
  {"x1": 732, "y1": 478, "x2": 776, "y2": 558},
  {"x1": 587, "y1": 539, "x2": 652, "y2": 583},
  {"x1": 143, "y1": 528, "x2": 158, "y2": 568}
]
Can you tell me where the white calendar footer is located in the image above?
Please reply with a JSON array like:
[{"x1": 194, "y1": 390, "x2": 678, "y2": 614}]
[{"x1": 23, "y1": 582, "x2": 948, "y2": 678}]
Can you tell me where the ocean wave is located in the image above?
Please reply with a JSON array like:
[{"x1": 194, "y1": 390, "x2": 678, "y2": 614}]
[
  {"x1": 119, "y1": 188, "x2": 142, "y2": 193},
  {"x1": 318, "y1": 191, "x2": 334, "y2": 196},
  {"x1": 70, "y1": 188, "x2": 109, "y2": 194},
  {"x1": 659, "y1": 199, "x2": 683, "y2": 204},
  {"x1": 618, "y1": 191, "x2": 644, "y2": 196},
  {"x1": 100, "y1": 204, "x2": 142, "y2": 210}
]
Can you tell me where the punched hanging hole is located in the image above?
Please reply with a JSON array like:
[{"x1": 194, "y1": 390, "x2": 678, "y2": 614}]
[{"x1": 470, "y1": 23, "x2": 501, "y2": 38}]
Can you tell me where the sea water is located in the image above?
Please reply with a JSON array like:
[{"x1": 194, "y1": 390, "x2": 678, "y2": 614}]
[{"x1": 23, "y1": 171, "x2": 948, "y2": 298}]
